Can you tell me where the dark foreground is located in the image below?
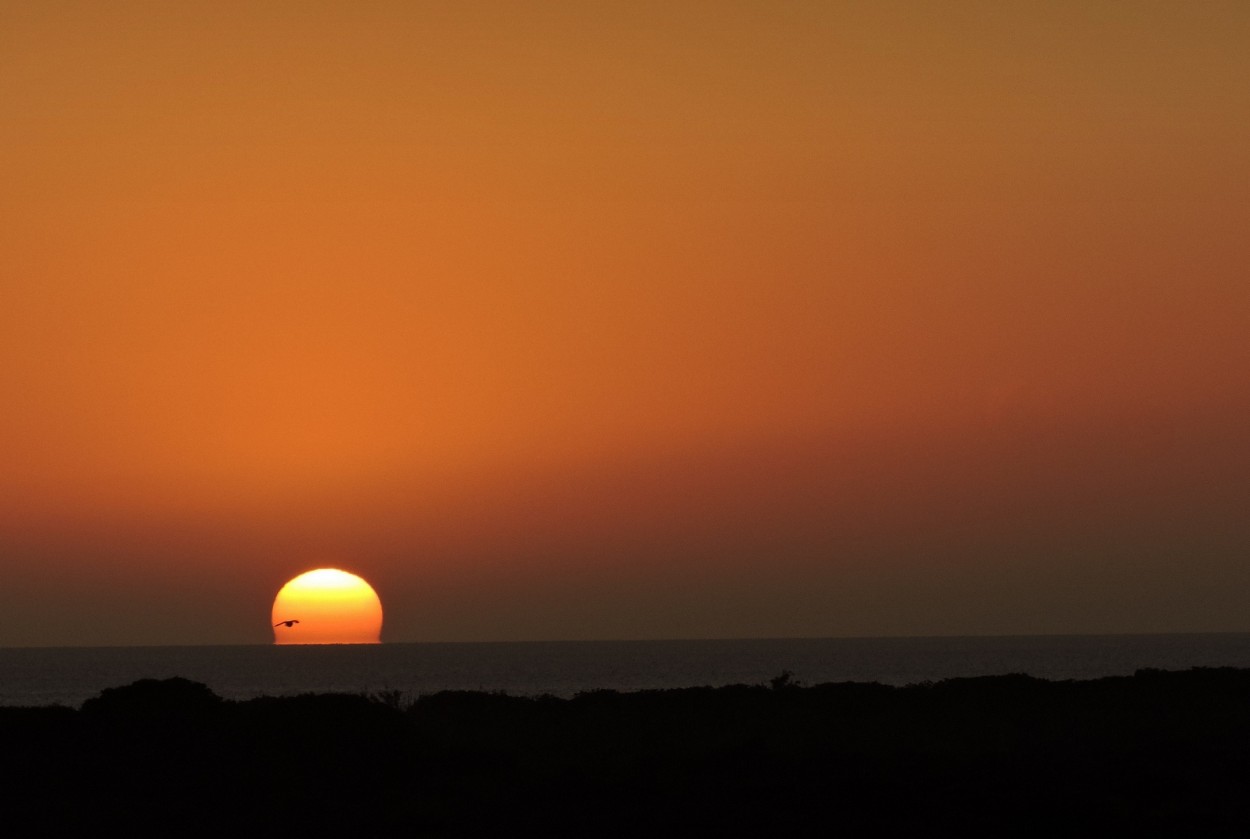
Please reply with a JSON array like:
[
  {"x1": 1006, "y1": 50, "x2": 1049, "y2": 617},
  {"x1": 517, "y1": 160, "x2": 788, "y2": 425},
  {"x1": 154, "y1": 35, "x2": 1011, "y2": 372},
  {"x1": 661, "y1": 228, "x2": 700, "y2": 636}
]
[{"x1": 6, "y1": 668, "x2": 1250, "y2": 836}]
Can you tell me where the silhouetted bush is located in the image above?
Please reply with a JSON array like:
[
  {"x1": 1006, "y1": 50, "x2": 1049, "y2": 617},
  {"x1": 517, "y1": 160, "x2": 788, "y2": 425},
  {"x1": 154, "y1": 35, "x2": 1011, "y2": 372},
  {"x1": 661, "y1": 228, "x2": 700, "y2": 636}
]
[
  {"x1": 8, "y1": 668, "x2": 1250, "y2": 835},
  {"x1": 81, "y1": 675, "x2": 223, "y2": 721}
]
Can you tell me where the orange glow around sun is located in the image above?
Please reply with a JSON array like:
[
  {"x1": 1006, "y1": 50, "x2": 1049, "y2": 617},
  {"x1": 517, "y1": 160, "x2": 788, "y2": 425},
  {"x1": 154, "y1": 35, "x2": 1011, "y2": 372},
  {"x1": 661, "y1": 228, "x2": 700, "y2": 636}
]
[{"x1": 271, "y1": 568, "x2": 383, "y2": 644}]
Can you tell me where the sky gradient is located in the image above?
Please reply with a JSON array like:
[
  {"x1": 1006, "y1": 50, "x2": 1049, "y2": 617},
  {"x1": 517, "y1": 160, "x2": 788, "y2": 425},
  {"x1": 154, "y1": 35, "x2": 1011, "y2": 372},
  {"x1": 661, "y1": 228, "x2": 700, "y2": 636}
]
[{"x1": 2, "y1": 1, "x2": 1248, "y2": 646}]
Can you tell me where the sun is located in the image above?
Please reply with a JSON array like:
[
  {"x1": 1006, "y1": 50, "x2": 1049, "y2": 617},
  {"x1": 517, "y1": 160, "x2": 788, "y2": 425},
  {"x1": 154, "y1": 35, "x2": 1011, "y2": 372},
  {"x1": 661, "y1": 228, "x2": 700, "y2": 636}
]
[{"x1": 271, "y1": 568, "x2": 383, "y2": 644}]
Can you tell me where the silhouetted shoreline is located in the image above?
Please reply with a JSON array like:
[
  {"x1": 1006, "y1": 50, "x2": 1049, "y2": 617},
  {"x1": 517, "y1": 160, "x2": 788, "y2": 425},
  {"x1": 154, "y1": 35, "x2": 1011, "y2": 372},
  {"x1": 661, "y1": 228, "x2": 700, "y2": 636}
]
[{"x1": 6, "y1": 668, "x2": 1250, "y2": 836}]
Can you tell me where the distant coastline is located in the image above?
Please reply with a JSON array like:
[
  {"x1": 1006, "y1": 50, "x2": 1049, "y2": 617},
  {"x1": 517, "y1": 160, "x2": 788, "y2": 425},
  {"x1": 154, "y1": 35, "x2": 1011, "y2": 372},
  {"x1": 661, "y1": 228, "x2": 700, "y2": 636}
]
[{"x1": 4, "y1": 633, "x2": 1250, "y2": 709}]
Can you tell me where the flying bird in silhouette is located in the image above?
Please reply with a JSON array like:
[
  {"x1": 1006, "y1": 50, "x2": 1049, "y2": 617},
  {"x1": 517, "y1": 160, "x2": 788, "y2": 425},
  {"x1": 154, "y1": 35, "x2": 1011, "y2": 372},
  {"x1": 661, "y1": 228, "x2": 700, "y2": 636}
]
[{"x1": 274, "y1": 619, "x2": 300, "y2": 628}]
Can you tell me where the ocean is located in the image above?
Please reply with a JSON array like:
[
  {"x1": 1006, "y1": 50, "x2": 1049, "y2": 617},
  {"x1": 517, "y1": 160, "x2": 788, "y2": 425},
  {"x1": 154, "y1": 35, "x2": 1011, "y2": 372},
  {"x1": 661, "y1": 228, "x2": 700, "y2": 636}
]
[{"x1": 4, "y1": 633, "x2": 1250, "y2": 708}]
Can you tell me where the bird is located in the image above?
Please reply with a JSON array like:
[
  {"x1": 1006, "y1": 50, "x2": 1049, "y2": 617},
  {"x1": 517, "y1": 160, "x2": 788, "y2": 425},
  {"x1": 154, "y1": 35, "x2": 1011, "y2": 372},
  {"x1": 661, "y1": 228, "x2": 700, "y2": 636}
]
[{"x1": 274, "y1": 619, "x2": 300, "y2": 628}]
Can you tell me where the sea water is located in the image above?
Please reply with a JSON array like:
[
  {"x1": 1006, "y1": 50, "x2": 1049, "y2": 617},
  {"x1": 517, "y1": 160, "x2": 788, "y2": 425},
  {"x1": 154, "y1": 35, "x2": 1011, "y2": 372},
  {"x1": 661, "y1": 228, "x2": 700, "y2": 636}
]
[{"x1": 3, "y1": 633, "x2": 1250, "y2": 708}]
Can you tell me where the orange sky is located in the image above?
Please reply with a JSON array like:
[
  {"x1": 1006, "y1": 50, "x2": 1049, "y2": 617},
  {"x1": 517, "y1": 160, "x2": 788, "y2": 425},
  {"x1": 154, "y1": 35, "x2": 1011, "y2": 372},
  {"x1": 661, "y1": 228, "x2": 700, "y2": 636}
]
[{"x1": 2, "y1": 1, "x2": 1248, "y2": 646}]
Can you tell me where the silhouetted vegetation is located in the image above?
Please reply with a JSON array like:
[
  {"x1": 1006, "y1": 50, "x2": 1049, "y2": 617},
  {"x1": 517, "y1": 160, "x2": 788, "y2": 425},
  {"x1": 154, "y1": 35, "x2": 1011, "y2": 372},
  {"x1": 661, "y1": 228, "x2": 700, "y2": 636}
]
[{"x1": 7, "y1": 669, "x2": 1250, "y2": 835}]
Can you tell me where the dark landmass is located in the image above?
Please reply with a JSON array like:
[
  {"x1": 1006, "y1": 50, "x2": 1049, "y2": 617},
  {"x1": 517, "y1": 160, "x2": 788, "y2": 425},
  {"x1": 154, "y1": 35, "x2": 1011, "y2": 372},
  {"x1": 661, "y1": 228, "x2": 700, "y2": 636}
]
[{"x1": 5, "y1": 668, "x2": 1250, "y2": 836}]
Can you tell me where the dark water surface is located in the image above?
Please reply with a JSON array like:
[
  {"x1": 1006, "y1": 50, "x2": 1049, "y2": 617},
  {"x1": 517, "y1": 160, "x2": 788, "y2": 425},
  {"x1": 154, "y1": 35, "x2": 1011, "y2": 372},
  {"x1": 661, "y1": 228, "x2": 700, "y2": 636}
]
[{"x1": 4, "y1": 633, "x2": 1250, "y2": 707}]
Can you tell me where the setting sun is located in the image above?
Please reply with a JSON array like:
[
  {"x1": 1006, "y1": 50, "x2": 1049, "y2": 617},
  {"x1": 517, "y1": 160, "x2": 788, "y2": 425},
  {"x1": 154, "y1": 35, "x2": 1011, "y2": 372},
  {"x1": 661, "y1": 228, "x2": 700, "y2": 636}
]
[{"x1": 271, "y1": 568, "x2": 383, "y2": 645}]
